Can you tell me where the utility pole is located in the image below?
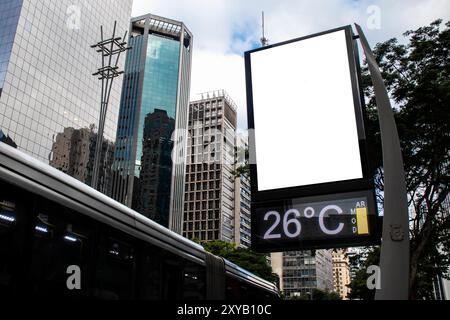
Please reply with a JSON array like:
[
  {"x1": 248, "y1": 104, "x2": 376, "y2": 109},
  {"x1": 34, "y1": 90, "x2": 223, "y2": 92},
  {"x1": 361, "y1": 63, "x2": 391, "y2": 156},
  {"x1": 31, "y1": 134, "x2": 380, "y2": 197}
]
[
  {"x1": 260, "y1": 11, "x2": 269, "y2": 47},
  {"x1": 355, "y1": 24, "x2": 410, "y2": 300},
  {"x1": 91, "y1": 21, "x2": 130, "y2": 190}
]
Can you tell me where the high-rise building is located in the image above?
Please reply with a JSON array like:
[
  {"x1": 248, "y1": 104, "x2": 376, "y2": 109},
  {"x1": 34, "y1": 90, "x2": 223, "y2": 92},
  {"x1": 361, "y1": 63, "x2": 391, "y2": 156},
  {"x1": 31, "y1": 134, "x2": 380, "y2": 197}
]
[
  {"x1": 109, "y1": 14, "x2": 193, "y2": 231},
  {"x1": 332, "y1": 249, "x2": 351, "y2": 299},
  {"x1": 0, "y1": 0, "x2": 132, "y2": 186},
  {"x1": 234, "y1": 134, "x2": 251, "y2": 248},
  {"x1": 433, "y1": 275, "x2": 449, "y2": 300},
  {"x1": 183, "y1": 91, "x2": 237, "y2": 242},
  {"x1": 433, "y1": 194, "x2": 450, "y2": 300},
  {"x1": 49, "y1": 125, "x2": 115, "y2": 193},
  {"x1": 0, "y1": 129, "x2": 17, "y2": 148},
  {"x1": 271, "y1": 250, "x2": 334, "y2": 298},
  {"x1": 0, "y1": 0, "x2": 23, "y2": 97}
]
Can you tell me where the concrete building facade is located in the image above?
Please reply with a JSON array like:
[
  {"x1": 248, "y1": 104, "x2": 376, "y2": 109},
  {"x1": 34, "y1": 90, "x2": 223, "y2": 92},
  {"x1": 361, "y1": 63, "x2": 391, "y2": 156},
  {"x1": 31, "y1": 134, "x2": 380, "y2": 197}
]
[
  {"x1": 50, "y1": 125, "x2": 115, "y2": 193},
  {"x1": 233, "y1": 134, "x2": 251, "y2": 248},
  {"x1": 332, "y1": 249, "x2": 351, "y2": 299},
  {"x1": 183, "y1": 91, "x2": 237, "y2": 243},
  {"x1": 271, "y1": 250, "x2": 334, "y2": 298}
]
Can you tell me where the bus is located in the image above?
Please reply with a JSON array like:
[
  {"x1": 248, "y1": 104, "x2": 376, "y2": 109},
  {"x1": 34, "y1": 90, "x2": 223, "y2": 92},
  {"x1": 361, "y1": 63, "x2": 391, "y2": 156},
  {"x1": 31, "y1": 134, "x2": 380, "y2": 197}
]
[{"x1": 0, "y1": 142, "x2": 279, "y2": 300}]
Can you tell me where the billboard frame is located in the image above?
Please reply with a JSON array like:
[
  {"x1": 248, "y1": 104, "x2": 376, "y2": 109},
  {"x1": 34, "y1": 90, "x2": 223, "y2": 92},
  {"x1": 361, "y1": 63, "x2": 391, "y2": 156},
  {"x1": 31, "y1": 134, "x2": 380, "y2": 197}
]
[{"x1": 244, "y1": 25, "x2": 373, "y2": 203}]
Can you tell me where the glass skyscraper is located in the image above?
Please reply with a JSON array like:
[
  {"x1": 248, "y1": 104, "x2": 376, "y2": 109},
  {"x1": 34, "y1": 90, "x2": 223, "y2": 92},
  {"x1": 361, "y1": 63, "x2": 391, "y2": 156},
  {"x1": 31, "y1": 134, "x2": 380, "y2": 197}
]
[
  {"x1": 0, "y1": 0, "x2": 133, "y2": 192},
  {"x1": 109, "y1": 14, "x2": 193, "y2": 232},
  {"x1": 0, "y1": 0, "x2": 23, "y2": 96}
]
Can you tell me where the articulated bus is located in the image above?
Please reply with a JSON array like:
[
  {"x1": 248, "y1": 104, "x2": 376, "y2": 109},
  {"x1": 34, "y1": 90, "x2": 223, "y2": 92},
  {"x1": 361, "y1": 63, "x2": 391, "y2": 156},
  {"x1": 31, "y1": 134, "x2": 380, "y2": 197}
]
[{"x1": 0, "y1": 142, "x2": 279, "y2": 299}]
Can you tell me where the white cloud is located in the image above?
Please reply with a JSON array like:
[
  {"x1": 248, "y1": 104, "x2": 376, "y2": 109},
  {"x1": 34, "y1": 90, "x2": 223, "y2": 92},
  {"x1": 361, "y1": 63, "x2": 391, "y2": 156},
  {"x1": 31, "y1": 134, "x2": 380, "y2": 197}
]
[
  {"x1": 190, "y1": 50, "x2": 247, "y2": 128},
  {"x1": 132, "y1": 0, "x2": 450, "y2": 129}
]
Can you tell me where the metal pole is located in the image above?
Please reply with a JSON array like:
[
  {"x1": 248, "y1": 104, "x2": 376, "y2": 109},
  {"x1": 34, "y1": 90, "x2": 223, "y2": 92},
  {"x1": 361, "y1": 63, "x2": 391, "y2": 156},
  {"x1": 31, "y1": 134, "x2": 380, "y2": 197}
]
[
  {"x1": 91, "y1": 101, "x2": 106, "y2": 189},
  {"x1": 91, "y1": 26, "x2": 105, "y2": 190},
  {"x1": 355, "y1": 24, "x2": 410, "y2": 300},
  {"x1": 91, "y1": 21, "x2": 130, "y2": 191}
]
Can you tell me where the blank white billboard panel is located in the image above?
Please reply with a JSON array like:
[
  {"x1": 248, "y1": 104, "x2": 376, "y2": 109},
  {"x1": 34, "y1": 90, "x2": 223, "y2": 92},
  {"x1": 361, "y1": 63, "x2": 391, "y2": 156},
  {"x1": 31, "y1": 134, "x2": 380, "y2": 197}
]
[{"x1": 250, "y1": 29, "x2": 363, "y2": 191}]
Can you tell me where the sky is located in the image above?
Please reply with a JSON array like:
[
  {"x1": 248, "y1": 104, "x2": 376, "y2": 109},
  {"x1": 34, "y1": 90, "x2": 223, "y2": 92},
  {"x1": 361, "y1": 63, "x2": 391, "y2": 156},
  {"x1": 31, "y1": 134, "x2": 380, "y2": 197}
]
[{"x1": 132, "y1": 0, "x2": 450, "y2": 129}]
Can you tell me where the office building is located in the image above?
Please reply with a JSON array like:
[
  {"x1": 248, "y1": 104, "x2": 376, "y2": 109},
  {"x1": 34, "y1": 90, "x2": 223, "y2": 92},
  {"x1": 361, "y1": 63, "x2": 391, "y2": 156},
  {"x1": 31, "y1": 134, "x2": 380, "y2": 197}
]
[
  {"x1": 183, "y1": 91, "x2": 237, "y2": 242},
  {"x1": 271, "y1": 250, "x2": 334, "y2": 298},
  {"x1": 234, "y1": 134, "x2": 251, "y2": 248},
  {"x1": 0, "y1": 0, "x2": 132, "y2": 189},
  {"x1": 432, "y1": 195, "x2": 450, "y2": 300},
  {"x1": 332, "y1": 249, "x2": 351, "y2": 299},
  {"x1": 0, "y1": 0, "x2": 22, "y2": 96},
  {"x1": 49, "y1": 125, "x2": 115, "y2": 193},
  {"x1": 109, "y1": 14, "x2": 193, "y2": 231},
  {"x1": 433, "y1": 275, "x2": 448, "y2": 300},
  {"x1": 0, "y1": 129, "x2": 17, "y2": 148}
]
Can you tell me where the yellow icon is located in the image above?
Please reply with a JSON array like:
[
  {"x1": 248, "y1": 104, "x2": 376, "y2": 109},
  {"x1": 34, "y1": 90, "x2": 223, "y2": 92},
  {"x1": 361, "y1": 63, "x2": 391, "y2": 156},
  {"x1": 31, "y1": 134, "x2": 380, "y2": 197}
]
[{"x1": 356, "y1": 207, "x2": 369, "y2": 235}]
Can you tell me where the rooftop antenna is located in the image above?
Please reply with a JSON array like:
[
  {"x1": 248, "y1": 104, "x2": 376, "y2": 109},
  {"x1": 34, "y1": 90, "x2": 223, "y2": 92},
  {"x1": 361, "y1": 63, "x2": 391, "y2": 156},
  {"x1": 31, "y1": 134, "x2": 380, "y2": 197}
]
[{"x1": 260, "y1": 11, "x2": 269, "y2": 47}]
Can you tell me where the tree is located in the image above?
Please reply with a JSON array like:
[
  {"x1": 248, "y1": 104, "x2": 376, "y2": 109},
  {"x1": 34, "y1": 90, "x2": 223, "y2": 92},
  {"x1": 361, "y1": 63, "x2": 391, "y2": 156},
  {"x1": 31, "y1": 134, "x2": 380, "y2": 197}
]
[
  {"x1": 311, "y1": 289, "x2": 342, "y2": 301},
  {"x1": 199, "y1": 240, "x2": 279, "y2": 284},
  {"x1": 230, "y1": 144, "x2": 249, "y2": 180},
  {"x1": 361, "y1": 19, "x2": 449, "y2": 299}
]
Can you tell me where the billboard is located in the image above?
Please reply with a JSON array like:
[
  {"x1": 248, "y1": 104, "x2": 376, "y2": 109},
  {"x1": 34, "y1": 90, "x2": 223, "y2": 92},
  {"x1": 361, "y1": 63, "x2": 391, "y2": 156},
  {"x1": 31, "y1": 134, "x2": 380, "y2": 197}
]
[{"x1": 245, "y1": 26, "x2": 380, "y2": 252}]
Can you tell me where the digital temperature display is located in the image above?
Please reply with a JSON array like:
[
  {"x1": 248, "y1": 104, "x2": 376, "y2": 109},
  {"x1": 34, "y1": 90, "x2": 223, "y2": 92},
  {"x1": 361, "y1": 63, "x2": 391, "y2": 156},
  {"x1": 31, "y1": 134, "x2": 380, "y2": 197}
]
[{"x1": 252, "y1": 190, "x2": 381, "y2": 252}]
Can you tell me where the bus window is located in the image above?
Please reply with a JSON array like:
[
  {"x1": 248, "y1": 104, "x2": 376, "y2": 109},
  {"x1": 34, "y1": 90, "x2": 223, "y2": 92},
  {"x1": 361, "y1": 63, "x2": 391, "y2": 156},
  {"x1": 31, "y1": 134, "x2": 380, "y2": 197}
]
[
  {"x1": 227, "y1": 275, "x2": 277, "y2": 300},
  {"x1": 138, "y1": 245, "x2": 206, "y2": 300},
  {"x1": 161, "y1": 251, "x2": 184, "y2": 300},
  {"x1": 139, "y1": 246, "x2": 163, "y2": 299},
  {"x1": 93, "y1": 236, "x2": 136, "y2": 299},
  {"x1": 182, "y1": 262, "x2": 206, "y2": 300},
  {"x1": 0, "y1": 197, "x2": 17, "y2": 295},
  {"x1": 226, "y1": 276, "x2": 245, "y2": 300},
  {"x1": 29, "y1": 201, "x2": 95, "y2": 298},
  {"x1": 246, "y1": 284, "x2": 263, "y2": 299}
]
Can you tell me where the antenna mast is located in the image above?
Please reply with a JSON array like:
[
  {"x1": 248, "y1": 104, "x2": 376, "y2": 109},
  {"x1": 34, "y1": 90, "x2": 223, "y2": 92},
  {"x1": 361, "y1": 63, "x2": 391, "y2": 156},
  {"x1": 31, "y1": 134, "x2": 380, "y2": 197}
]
[{"x1": 260, "y1": 11, "x2": 268, "y2": 47}]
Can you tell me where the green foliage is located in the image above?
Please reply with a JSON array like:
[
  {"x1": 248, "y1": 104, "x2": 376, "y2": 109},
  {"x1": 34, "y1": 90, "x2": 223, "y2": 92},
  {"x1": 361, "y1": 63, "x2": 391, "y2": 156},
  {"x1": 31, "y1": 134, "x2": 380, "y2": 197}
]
[
  {"x1": 230, "y1": 145, "x2": 250, "y2": 180},
  {"x1": 200, "y1": 240, "x2": 279, "y2": 284},
  {"x1": 347, "y1": 247, "x2": 380, "y2": 300},
  {"x1": 201, "y1": 240, "x2": 236, "y2": 257},
  {"x1": 361, "y1": 19, "x2": 449, "y2": 299},
  {"x1": 310, "y1": 289, "x2": 342, "y2": 301}
]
